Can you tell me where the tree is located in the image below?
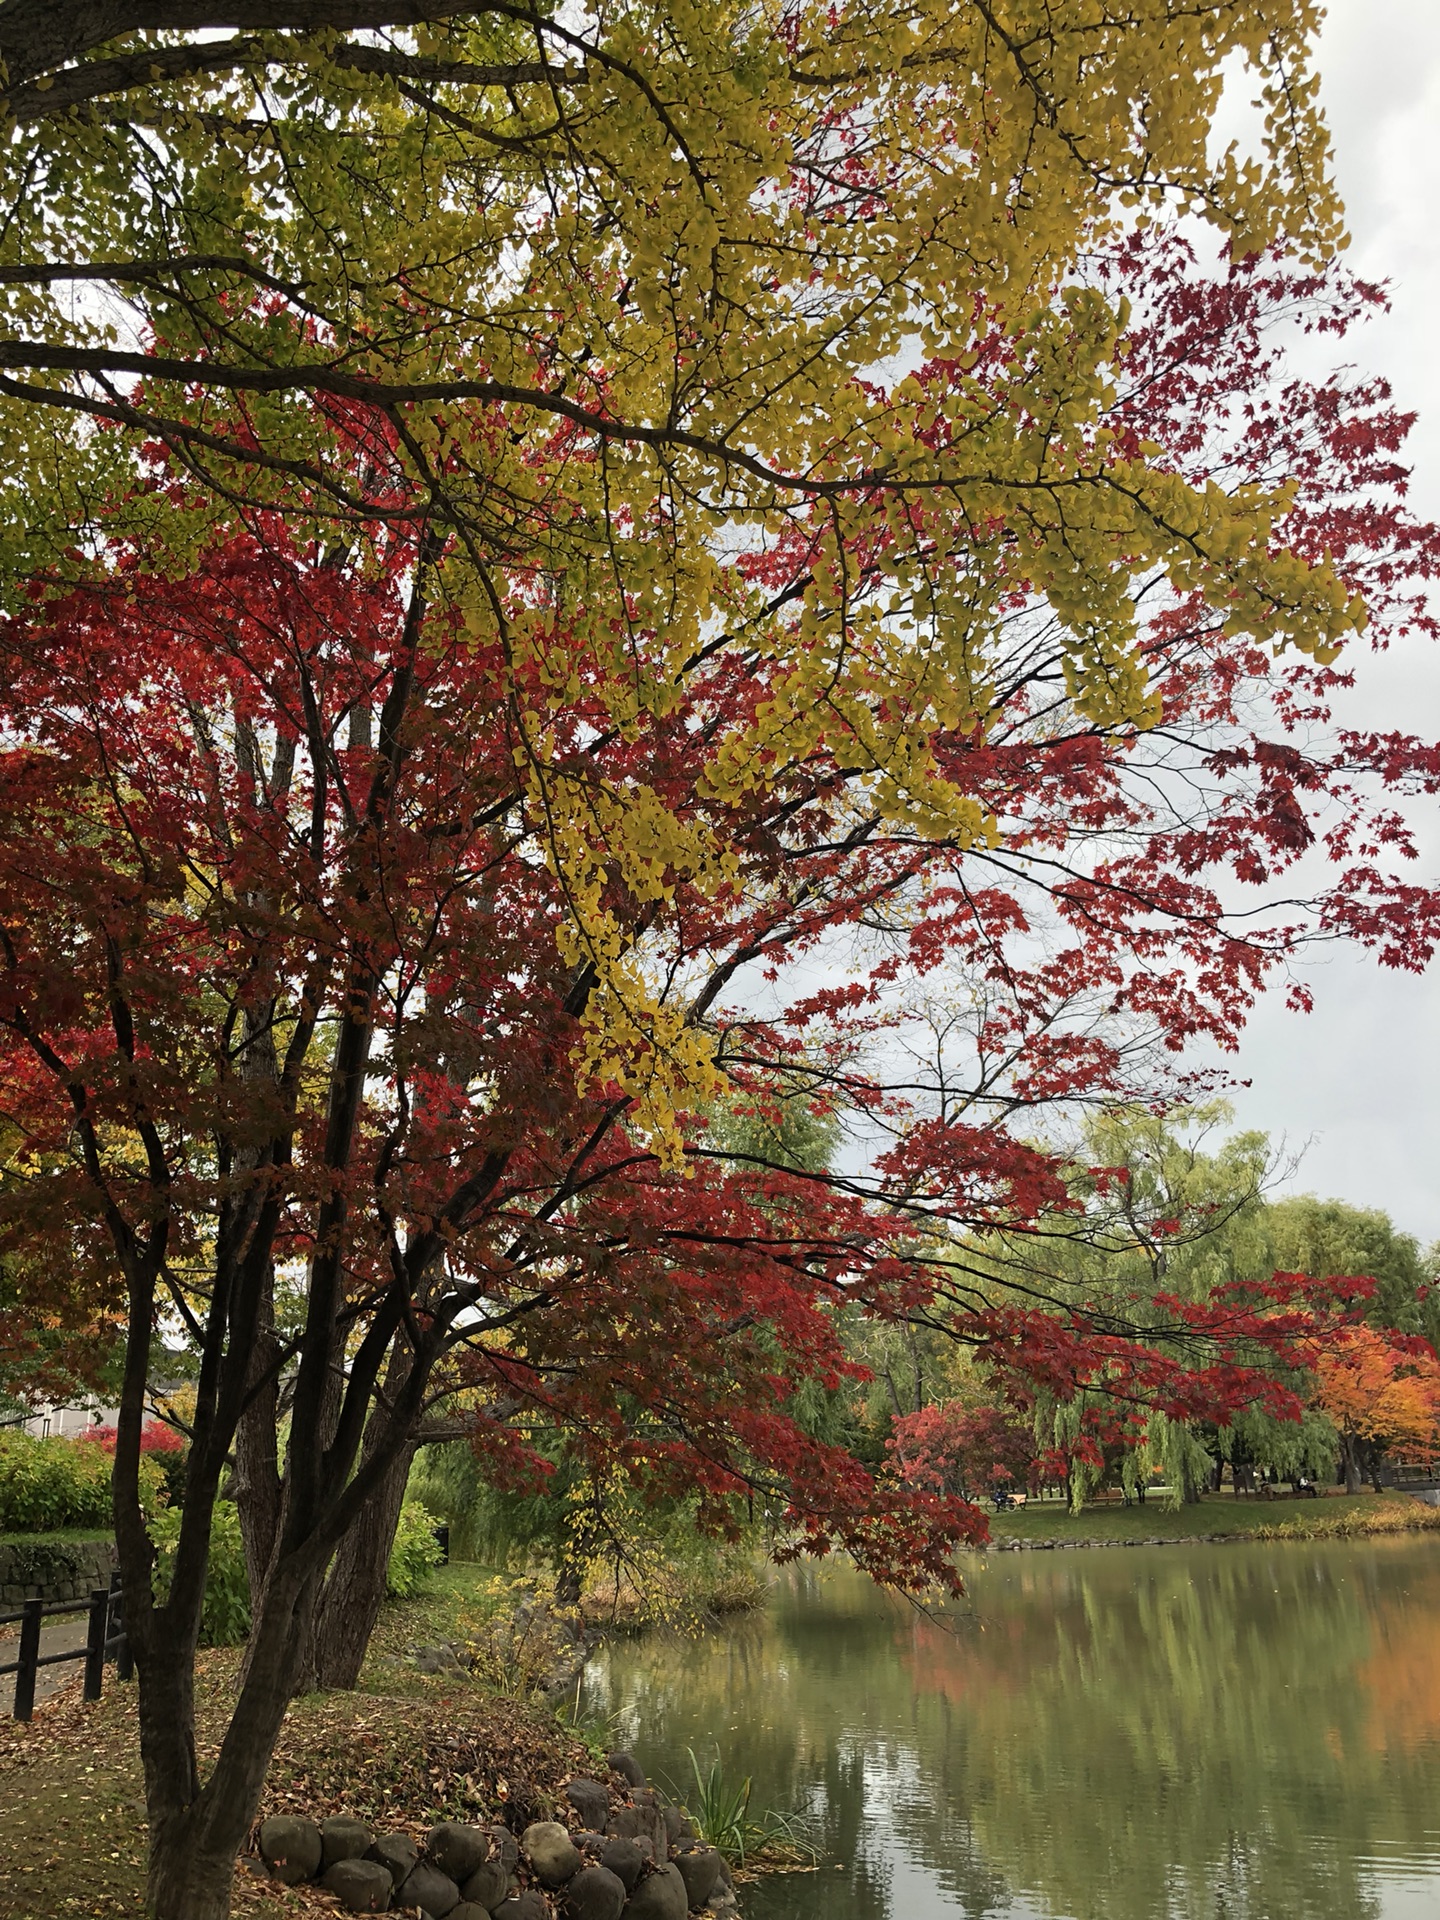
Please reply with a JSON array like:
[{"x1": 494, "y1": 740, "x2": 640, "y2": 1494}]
[
  {"x1": 1312, "y1": 1327, "x2": 1440, "y2": 1493},
  {"x1": 890, "y1": 1397, "x2": 1039, "y2": 1505},
  {"x1": 957, "y1": 1106, "x2": 1314, "y2": 1507},
  {"x1": 1268, "y1": 1199, "x2": 1438, "y2": 1347},
  {"x1": 0, "y1": 11, "x2": 1437, "y2": 1917}
]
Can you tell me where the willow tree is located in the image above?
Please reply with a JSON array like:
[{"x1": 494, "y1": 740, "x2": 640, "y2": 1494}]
[{"x1": 0, "y1": 7, "x2": 1436, "y2": 1920}]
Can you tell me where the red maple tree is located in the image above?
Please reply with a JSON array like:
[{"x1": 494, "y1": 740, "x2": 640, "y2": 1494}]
[
  {"x1": 889, "y1": 1399, "x2": 1041, "y2": 1503},
  {"x1": 0, "y1": 236, "x2": 1435, "y2": 1910}
]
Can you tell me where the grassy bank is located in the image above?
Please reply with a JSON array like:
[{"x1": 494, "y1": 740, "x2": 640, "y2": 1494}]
[
  {"x1": 0, "y1": 1561, "x2": 766, "y2": 1918},
  {"x1": 985, "y1": 1489, "x2": 1440, "y2": 1547},
  {"x1": 0, "y1": 1579, "x2": 592, "y2": 1920},
  {"x1": 0, "y1": 1527, "x2": 113, "y2": 1546}
]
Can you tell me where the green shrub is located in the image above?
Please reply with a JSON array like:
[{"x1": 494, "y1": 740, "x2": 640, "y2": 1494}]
[
  {"x1": 149, "y1": 1500, "x2": 251, "y2": 1646},
  {"x1": 151, "y1": 1443, "x2": 190, "y2": 1511},
  {"x1": 0, "y1": 1430, "x2": 165, "y2": 1533},
  {"x1": 387, "y1": 1498, "x2": 444, "y2": 1598}
]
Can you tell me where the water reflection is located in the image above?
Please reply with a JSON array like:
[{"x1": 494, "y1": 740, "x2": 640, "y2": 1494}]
[{"x1": 582, "y1": 1538, "x2": 1440, "y2": 1920}]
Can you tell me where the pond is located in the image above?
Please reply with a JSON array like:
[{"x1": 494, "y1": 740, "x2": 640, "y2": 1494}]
[{"x1": 581, "y1": 1536, "x2": 1440, "y2": 1920}]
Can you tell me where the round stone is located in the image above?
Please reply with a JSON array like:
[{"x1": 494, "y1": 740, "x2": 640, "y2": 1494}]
[
  {"x1": 598, "y1": 1837, "x2": 645, "y2": 1892},
  {"x1": 321, "y1": 1858, "x2": 393, "y2": 1913},
  {"x1": 672, "y1": 1847, "x2": 721, "y2": 1911},
  {"x1": 370, "y1": 1835, "x2": 421, "y2": 1883},
  {"x1": 566, "y1": 1778, "x2": 612, "y2": 1830},
  {"x1": 522, "y1": 1820, "x2": 582, "y2": 1887},
  {"x1": 460, "y1": 1859, "x2": 511, "y2": 1911},
  {"x1": 660, "y1": 1807, "x2": 694, "y2": 1847},
  {"x1": 259, "y1": 1814, "x2": 323, "y2": 1885},
  {"x1": 607, "y1": 1750, "x2": 646, "y2": 1789},
  {"x1": 428, "y1": 1824, "x2": 492, "y2": 1885},
  {"x1": 492, "y1": 1895, "x2": 549, "y2": 1920},
  {"x1": 624, "y1": 1863, "x2": 688, "y2": 1920},
  {"x1": 562, "y1": 1864, "x2": 626, "y2": 1920},
  {"x1": 322, "y1": 1817, "x2": 375, "y2": 1868},
  {"x1": 396, "y1": 1861, "x2": 462, "y2": 1917},
  {"x1": 485, "y1": 1829, "x2": 521, "y2": 1876}
]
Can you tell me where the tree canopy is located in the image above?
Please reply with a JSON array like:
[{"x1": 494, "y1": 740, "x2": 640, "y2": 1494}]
[{"x1": 0, "y1": 6, "x2": 1437, "y2": 1917}]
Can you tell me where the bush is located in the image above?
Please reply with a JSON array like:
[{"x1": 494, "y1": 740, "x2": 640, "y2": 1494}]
[
  {"x1": 149, "y1": 1500, "x2": 251, "y2": 1646},
  {"x1": 0, "y1": 1429, "x2": 165, "y2": 1533},
  {"x1": 80, "y1": 1420, "x2": 189, "y2": 1508},
  {"x1": 387, "y1": 1499, "x2": 444, "y2": 1598}
]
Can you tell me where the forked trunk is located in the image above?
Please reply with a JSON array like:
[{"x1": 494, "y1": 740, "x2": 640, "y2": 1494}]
[{"x1": 139, "y1": 1569, "x2": 316, "y2": 1920}]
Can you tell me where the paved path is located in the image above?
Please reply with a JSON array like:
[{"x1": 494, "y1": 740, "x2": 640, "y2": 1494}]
[{"x1": 0, "y1": 1610, "x2": 90, "y2": 1715}]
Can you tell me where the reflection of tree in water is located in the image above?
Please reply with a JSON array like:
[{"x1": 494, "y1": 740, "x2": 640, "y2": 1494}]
[
  {"x1": 585, "y1": 1542, "x2": 1440, "y2": 1920},
  {"x1": 903, "y1": 1545, "x2": 1406, "y2": 1920}
]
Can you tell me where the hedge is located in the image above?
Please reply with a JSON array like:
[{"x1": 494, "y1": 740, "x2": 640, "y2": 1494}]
[{"x1": 0, "y1": 1430, "x2": 165, "y2": 1533}]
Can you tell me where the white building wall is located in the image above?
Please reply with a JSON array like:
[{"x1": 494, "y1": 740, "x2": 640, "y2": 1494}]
[{"x1": 18, "y1": 1402, "x2": 119, "y2": 1440}]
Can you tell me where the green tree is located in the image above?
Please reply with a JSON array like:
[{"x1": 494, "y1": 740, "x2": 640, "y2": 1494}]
[{"x1": 1265, "y1": 1199, "x2": 1437, "y2": 1347}]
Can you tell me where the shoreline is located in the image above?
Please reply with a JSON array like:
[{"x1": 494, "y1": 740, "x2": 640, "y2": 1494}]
[{"x1": 983, "y1": 1490, "x2": 1440, "y2": 1553}]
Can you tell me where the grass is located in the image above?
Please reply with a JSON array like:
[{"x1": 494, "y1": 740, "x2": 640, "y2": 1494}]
[
  {"x1": 984, "y1": 1488, "x2": 1440, "y2": 1545},
  {"x1": 365, "y1": 1562, "x2": 600, "y2": 1699},
  {"x1": 0, "y1": 1526, "x2": 113, "y2": 1546},
  {"x1": 363, "y1": 1563, "x2": 519, "y2": 1671},
  {"x1": 666, "y1": 1751, "x2": 816, "y2": 1873}
]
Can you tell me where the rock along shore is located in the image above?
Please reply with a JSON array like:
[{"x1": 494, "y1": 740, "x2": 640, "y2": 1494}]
[{"x1": 251, "y1": 1744, "x2": 738, "y2": 1920}]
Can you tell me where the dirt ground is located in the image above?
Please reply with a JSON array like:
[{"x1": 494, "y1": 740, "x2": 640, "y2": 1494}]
[{"x1": 0, "y1": 1606, "x2": 590, "y2": 1920}]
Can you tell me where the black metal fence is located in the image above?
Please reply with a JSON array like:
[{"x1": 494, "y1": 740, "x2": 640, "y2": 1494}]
[{"x1": 0, "y1": 1576, "x2": 129, "y2": 1721}]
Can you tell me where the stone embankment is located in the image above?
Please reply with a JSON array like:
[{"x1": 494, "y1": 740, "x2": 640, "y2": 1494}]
[
  {"x1": 990, "y1": 1535, "x2": 1225, "y2": 1551},
  {"x1": 252, "y1": 1747, "x2": 736, "y2": 1920},
  {"x1": 0, "y1": 1537, "x2": 116, "y2": 1608}
]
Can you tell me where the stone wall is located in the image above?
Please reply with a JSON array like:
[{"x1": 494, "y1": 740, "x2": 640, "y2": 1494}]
[
  {"x1": 250, "y1": 1748, "x2": 740, "y2": 1919},
  {"x1": 0, "y1": 1536, "x2": 116, "y2": 1607}
]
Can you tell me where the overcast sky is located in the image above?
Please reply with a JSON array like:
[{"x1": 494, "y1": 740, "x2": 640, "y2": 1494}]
[{"x1": 1211, "y1": 2, "x2": 1440, "y2": 1245}]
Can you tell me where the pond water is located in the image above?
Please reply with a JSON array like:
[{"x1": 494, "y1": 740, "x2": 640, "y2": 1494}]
[{"x1": 581, "y1": 1537, "x2": 1440, "y2": 1920}]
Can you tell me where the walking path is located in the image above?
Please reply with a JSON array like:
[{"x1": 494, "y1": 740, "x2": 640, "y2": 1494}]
[{"x1": 0, "y1": 1611, "x2": 89, "y2": 1715}]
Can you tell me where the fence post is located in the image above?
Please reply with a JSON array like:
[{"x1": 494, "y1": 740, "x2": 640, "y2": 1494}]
[
  {"x1": 12, "y1": 1597, "x2": 42, "y2": 1722},
  {"x1": 83, "y1": 1586, "x2": 109, "y2": 1702}
]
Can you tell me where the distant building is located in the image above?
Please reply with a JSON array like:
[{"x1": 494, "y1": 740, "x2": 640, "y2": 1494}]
[{"x1": 5, "y1": 1400, "x2": 119, "y2": 1440}]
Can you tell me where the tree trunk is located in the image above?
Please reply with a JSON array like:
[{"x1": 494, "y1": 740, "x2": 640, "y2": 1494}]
[
  {"x1": 228, "y1": 985, "x2": 285, "y2": 1607},
  {"x1": 299, "y1": 1438, "x2": 414, "y2": 1693},
  {"x1": 231, "y1": 1290, "x2": 283, "y2": 1604},
  {"x1": 138, "y1": 1559, "x2": 318, "y2": 1920},
  {"x1": 1341, "y1": 1433, "x2": 1362, "y2": 1495},
  {"x1": 145, "y1": 1841, "x2": 235, "y2": 1920}
]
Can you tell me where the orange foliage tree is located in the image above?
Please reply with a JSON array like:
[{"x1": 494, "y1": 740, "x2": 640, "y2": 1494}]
[{"x1": 1312, "y1": 1328, "x2": 1440, "y2": 1492}]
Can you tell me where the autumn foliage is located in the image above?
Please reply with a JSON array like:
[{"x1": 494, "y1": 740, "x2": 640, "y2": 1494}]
[
  {"x1": 0, "y1": 3, "x2": 1436, "y2": 1913},
  {"x1": 1, "y1": 241, "x2": 1434, "y2": 1590},
  {"x1": 890, "y1": 1401, "x2": 1041, "y2": 1503},
  {"x1": 1313, "y1": 1328, "x2": 1440, "y2": 1479}
]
